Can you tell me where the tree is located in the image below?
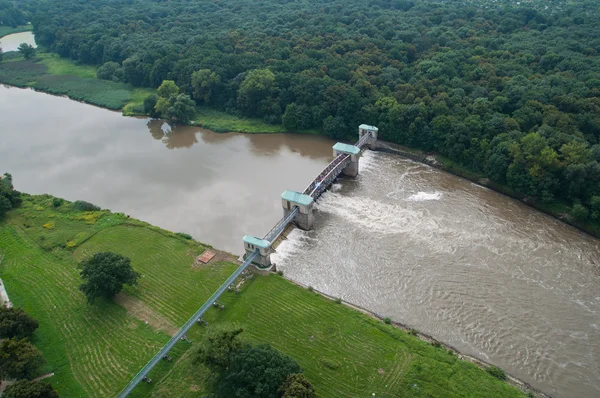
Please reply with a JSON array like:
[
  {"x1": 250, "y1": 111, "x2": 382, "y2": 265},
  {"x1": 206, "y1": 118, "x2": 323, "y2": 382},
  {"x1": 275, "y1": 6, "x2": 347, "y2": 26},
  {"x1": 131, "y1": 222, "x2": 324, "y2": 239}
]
[
  {"x1": 191, "y1": 69, "x2": 221, "y2": 104},
  {"x1": 195, "y1": 325, "x2": 244, "y2": 370},
  {"x1": 17, "y1": 43, "x2": 35, "y2": 60},
  {"x1": 157, "y1": 80, "x2": 179, "y2": 99},
  {"x1": 79, "y1": 252, "x2": 140, "y2": 303},
  {"x1": 0, "y1": 338, "x2": 44, "y2": 380},
  {"x1": 237, "y1": 69, "x2": 278, "y2": 117},
  {"x1": 143, "y1": 95, "x2": 159, "y2": 118},
  {"x1": 0, "y1": 196, "x2": 11, "y2": 219},
  {"x1": 0, "y1": 46, "x2": 3, "y2": 63},
  {"x1": 166, "y1": 94, "x2": 196, "y2": 124},
  {"x1": 97, "y1": 61, "x2": 123, "y2": 82},
  {"x1": 279, "y1": 373, "x2": 316, "y2": 398},
  {"x1": 0, "y1": 308, "x2": 39, "y2": 339},
  {"x1": 217, "y1": 344, "x2": 301, "y2": 398},
  {"x1": 3, "y1": 380, "x2": 59, "y2": 398},
  {"x1": 323, "y1": 116, "x2": 347, "y2": 140}
]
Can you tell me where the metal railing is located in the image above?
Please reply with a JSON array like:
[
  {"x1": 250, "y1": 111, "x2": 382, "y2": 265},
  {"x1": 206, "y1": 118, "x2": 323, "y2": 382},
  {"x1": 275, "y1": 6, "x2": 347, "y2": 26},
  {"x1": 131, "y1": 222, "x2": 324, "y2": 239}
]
[
  {"x1": 263, "y1": 206, "x2": 299, "y2": 243},
  {"x1": 116, "y1": 250, "x2": 259, "y2": 397},
  {"x1": 356, "y1": 131, "x2": 371, "y2": 148}
]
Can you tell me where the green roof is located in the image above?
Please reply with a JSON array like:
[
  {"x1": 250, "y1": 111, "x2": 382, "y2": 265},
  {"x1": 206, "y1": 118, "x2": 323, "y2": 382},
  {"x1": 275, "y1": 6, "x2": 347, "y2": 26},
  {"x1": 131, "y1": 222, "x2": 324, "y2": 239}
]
[
  {"x1": 359, "y1": 124, "x2": 378, "y2": 131},
  {"x1": 333, "y1": 143, "x2": 360, "y2": 155},
  {"x1": 243, "y1": 235, "x2": 271, "y2": 249},
  {"x1": 281, "y1": 190, "x2": 313, "y2": 206}
]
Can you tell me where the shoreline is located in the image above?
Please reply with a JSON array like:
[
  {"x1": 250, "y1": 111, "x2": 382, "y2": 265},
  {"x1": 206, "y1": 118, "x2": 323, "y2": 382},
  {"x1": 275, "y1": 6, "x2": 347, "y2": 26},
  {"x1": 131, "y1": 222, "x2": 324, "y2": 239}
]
[
  {"x1": 375, "y1": 142, "x2": 600, "y2": 240},
  {"x1": 279, "y1": 275, "x2": 549, "y2": 397},
  {"x1": 1, "y1": 81, "x2": 598, "y2": 241}
]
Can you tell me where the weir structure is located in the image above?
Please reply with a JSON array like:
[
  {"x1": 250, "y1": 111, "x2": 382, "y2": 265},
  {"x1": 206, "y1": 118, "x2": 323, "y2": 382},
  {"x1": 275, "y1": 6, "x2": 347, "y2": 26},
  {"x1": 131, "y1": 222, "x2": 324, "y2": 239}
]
[{"x1": 117, "y1": 124, "x2": 378, "y2": 397}]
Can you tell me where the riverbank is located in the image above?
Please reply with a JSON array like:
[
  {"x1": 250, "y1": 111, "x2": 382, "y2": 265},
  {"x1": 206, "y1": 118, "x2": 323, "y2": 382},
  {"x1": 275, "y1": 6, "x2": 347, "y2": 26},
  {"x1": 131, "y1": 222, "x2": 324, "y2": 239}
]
[
  {"x1": 0, "y1": 193, "x2": 529, "y2": 397},
  {"x1": 376, "y1": 142, "x2": 600, "y2": 240}
]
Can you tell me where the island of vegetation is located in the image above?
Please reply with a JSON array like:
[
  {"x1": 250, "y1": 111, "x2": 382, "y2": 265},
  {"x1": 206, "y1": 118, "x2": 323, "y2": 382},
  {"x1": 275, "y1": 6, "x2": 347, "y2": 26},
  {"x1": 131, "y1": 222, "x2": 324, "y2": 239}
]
[
  {"x1": 1, "y1": 0, "x2": 599, "y2": 237},
  {"x1": 0, "y1": 173, "x2": 533, "y2": 397}
]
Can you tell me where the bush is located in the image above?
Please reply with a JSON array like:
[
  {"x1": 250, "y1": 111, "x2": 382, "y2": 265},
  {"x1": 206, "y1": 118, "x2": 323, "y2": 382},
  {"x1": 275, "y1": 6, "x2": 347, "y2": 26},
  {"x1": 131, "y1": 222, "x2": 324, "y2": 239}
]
[
  {"x1": 408, "y1": 329, "x2": 418, "y2": 336},
  {"x1": 51, "y1": 198, "x2": 62, "y2": 208},
  {"x1": 143, "y1": 94, "x2": 159, "y2": 117},
  {"x1": 73, "y1": 200, "x2": 100, "y2": 212},
  {"x1": 384, "y1": 317, "x2": 392, "y2": 324},
  {"x1": 176, "y1": 232, "x2": 192, "y2": 240},
  {"x1": 319, "y1": 357, "x2": 340, "y2": 370},
  {"x1": 97, "y1": 61, "x2": 123, "y2": 82},
  {"x1": 432, "y1": 342, "x2": 442, "y2": 348},
  {"x1": 307, "y1": 286, "x2": 313, "y2": 292},
  {"x1": 571, "y1": 203, "x2": 589, "y2": 221},
  {"x1": 487, "y1": 366, "x2": 507, "y2": 380},
  {"x1": 276, "y1": 270, "x2": 284, "y2": 276},
  {"x1": 335, "y1": 297, "x2": 342, "y2": 304}
]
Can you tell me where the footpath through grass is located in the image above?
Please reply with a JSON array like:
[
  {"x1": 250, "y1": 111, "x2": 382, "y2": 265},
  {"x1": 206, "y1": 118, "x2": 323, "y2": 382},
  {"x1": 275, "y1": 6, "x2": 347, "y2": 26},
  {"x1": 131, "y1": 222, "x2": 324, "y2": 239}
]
[{"x1": 0, "y1": 193, "x2": 527, "y2": 397}]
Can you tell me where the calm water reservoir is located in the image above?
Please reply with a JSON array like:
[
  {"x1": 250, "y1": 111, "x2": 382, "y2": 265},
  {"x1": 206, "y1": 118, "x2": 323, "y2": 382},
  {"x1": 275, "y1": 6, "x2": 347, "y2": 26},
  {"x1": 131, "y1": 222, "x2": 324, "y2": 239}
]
[
  {"x1": 0, "y1": 31, "x2": 37, "y2": 52},
  {"x1": 0, "y1": 85, "x2": 598, "y2": 397}
]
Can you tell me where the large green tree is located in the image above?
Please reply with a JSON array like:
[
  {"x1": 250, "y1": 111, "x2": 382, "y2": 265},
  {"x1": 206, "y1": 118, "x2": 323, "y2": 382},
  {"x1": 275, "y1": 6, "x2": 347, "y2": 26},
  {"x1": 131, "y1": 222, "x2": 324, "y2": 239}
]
[
  {"x1": 0, "y1": 308, "x2": 39, "y2": 339},
  {"x1": 17, "y1": 43, "x2": 35, "y2": 60},
  {"x1": 3, "y1": 380, "x2": 59, "y2": 398},
  {"x1": 279, "y1": 373, "x2": 316, "y2": 398},
  {"x1": 0, "y1": 338, "x2": 44, "y2": 380},
  {"x1": 217, "y1": 344, "x2": 301, "y2": 398},
  {"x1": 195, "y1": 325, "x2": 244, "y2": 370},
  {"x1": 79, "y1": 252, "x2": 140, "y2": 303}
]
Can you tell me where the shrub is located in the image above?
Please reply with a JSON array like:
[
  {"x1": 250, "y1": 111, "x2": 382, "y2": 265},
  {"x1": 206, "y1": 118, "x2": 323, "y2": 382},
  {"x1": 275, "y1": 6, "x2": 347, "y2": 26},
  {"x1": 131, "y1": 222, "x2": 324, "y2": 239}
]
[
  {"x1": 335, "y1": 297, "x2": 342, "y2": 304},
  {"x1": 384, "y1": 317, "x2": 392, "y2": 325},
  {"x1": 408, "y1": 329, "x2": 418, "y2": 336},
  {"x1": 73, "y1": 200, "x2": 100, "y2": 212},
  {"x1": 571, "y1": 203, "x2": 589, "y2": 221},
  {"x1": 432, "y1": 342, "x2": 442, "y2": 348},
  {"x1": 276, "y1": 270, "x2": 284, "y2": 276},
  {"x1": 487, "y1": 366, "x2": 507, "y2": 380},
  {"x1": 176, "y1": 232, "x2": 192, "y2": 240},
  {"x1": 51, "y1": 198, "x2": 62, "y2": 207},
  {"x1": 307, "y1": 286, "x2": 313, "y2": 292},
  {"x1": 319, "y1": 357, "x2": 340, "y2": 370}
]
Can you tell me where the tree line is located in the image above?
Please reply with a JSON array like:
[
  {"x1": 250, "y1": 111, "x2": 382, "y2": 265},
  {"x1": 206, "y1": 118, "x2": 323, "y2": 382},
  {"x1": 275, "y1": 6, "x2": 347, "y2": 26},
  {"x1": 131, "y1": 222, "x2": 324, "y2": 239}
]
[{"x1": 14, "y1": 0, "x2": 600, "y2": 217}]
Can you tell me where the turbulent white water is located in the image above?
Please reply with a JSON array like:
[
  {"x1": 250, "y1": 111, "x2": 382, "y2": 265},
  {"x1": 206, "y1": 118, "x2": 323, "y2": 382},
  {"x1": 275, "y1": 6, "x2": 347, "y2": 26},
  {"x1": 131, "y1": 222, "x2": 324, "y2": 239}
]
[{"x1": 273, "y1": 151, "x2": 600, "y2": 398}]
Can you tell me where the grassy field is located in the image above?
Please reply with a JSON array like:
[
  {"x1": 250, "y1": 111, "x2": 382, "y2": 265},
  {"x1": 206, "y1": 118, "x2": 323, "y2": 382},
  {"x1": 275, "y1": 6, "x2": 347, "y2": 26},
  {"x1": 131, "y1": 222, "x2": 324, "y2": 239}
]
[
  {"x1": 0, "y1": 194, "x2": 237, "y2": 396},
  {"x1": 0, "y1": 193, "x2": 528, "y2": 397},
  {"x1": 133, "y1": 275, "x2": 526, "y2": 398},
  {"x1": 192, "y1": 106, "x2": 318, "y2": 135},
  {"x1": 0, "y1": 24, "x2": 32, "y2": 38}
]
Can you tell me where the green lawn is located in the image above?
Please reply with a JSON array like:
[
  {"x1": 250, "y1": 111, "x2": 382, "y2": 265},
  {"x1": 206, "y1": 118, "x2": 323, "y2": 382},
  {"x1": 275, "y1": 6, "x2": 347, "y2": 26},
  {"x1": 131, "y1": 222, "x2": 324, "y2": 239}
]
[
  {"x1": 0, "y1": 24, "x2": 32, "y2": 38},
  {"x1": 193, "y1": 105, "x2": 318, "y2": 134},
  {"x1": 133, "y1": 275, "x2": 526, "y2": 398},
  {"x1": 0, "y1": 195, "x2": 237, "y2": 396}
]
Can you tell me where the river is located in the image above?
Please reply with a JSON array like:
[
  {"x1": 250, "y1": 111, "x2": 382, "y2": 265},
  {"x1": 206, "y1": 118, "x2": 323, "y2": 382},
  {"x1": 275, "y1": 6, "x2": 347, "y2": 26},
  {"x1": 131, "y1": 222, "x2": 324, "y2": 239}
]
[
  {"x1": 1, "y1": 85, "x2": 599, "y2": 397},
  {"x1": 0, "y1": 31, "x2": 37, "y2": 52}
]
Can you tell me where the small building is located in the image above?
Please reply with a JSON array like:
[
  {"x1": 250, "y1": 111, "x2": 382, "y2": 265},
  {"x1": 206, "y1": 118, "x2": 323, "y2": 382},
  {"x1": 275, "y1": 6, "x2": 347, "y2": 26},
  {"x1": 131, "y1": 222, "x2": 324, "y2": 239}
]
[
  {"x1": 243, "y1": 235, "x2": 272, "y2": 268},
  {"x1": 281, "y1": 190, "x2": 314, "y2": 230}
]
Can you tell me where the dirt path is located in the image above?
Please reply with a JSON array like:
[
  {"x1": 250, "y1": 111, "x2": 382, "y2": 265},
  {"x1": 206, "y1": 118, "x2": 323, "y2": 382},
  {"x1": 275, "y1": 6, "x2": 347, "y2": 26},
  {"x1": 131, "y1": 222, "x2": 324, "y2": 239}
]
[{"x1": 114, "y1": 293, "x2": 178, "y2": 336}]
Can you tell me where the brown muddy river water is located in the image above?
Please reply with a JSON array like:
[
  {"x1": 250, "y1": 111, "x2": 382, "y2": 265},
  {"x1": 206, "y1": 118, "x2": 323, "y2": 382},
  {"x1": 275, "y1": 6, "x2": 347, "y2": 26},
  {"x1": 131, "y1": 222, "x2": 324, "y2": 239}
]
[{"x1": 1, "y1": 85, "x2": 599, "y2": 397}]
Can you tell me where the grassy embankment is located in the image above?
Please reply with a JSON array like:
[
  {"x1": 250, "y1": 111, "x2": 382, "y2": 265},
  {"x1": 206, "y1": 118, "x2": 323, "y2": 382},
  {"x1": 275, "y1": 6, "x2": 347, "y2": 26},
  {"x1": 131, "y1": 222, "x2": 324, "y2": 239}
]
[
  {"x1": 0, "y1": 24, "x2": 32, "y2": 38},
  {"x1": 0, "y1": 194, "x2": 527, "y2": 397}
]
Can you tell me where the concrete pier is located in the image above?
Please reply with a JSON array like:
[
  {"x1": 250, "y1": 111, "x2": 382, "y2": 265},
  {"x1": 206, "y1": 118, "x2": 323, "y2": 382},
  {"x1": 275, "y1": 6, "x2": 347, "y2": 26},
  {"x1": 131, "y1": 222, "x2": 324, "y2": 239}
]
[
  {"x1": 281, "y1": 190, "x2": 314, "y2": 230},
  {"x1": 243, "y1": 235, "x2": 272, "y2": 268},
  {"x1": 333, "y1": 143, "x2": 361, "y2": 177},
  {"x1": 359, "y1": 124, "x2": 378, "y2": 150}
]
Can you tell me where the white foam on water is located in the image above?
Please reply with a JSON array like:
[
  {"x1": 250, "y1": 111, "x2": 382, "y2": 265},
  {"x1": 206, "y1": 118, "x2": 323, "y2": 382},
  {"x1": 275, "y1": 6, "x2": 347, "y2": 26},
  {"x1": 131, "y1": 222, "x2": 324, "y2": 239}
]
[
  {"x1": 315, "y1": 190, "x2": 447, "y2": 242},
  {"x1": 330, "y1": 183, "x2": 342, "y2": 192},
  {"x1": 407, "y1": 191, "x2": 442, "y2": 201},
  {"x1": 359, "y1": 150, "x2": 378, "y2": 173},
  {"x1": 271, "y1": 228, "x2": 313, "y2": 266}
]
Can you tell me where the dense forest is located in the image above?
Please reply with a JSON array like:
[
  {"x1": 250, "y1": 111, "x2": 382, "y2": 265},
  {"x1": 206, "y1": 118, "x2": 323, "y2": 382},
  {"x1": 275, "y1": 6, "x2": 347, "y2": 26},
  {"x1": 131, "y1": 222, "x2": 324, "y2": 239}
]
[{"x1": 12, "y1": 0, "x2": 600, "y2": 218}]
